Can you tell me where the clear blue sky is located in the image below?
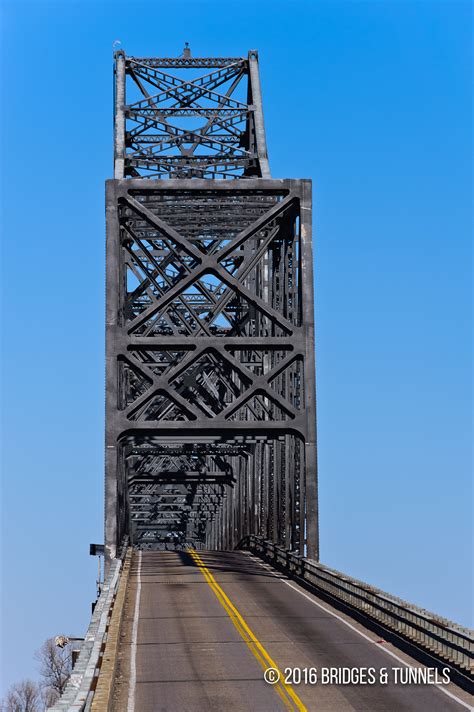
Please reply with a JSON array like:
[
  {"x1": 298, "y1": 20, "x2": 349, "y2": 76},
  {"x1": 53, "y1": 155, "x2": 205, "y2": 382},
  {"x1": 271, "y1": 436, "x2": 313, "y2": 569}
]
[{"x1": 1, "y1": 0, "x2": 472, "y2": 694}]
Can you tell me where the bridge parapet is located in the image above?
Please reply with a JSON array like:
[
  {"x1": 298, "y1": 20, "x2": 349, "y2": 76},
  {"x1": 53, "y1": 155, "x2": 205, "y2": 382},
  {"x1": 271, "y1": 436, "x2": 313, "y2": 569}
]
[{"x1": 48, "y1": 540, "x2": 129, "y2": 712}]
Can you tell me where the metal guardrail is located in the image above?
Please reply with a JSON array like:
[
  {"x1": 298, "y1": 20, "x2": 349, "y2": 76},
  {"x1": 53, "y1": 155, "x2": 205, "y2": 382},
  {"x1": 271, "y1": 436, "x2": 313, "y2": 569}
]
[
  {"x1": 240, "y1": 536, "x2": 474, "y2": 681},
  {"x1": 48, "y1": 540, "x2": 129, "y2": 712}
]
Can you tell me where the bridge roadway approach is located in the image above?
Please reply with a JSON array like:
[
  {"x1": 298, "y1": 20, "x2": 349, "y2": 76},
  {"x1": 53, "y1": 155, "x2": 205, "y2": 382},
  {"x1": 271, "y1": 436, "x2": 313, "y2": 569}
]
[{"x1": 111, "y1": 550, "x2": 470, "y2": 712}]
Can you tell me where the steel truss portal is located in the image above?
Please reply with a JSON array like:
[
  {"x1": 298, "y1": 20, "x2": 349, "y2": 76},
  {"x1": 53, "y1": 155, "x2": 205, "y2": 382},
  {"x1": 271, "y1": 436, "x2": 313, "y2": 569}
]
[{"x1": 105, "y1": 48, "x2": 318, "y2": 561}]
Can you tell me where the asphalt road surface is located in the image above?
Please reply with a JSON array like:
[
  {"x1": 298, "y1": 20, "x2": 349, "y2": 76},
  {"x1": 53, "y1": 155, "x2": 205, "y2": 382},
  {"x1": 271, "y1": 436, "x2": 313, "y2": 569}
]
[{"x1": 112, "y1": 550, "x2": 471, "y2": 712}]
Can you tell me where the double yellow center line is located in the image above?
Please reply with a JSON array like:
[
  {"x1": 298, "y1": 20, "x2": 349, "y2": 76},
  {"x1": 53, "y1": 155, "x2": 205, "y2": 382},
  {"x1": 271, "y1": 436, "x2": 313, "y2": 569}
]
[{"x1": 189, "y1": 549, "x2": 307, "y2": 712}]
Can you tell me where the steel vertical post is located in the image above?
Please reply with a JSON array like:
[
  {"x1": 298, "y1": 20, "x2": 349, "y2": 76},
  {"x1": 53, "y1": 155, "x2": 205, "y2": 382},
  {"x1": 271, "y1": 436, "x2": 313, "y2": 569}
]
[
  {"x1": 114, "y1": 51, "x2": 126, "y2": 180},
  {"x1": 300, "y1": 180, "x2": 318, "y2": 560},
  {"x1": 248, "y1": 50, "x2": 270, "y2": 178}
]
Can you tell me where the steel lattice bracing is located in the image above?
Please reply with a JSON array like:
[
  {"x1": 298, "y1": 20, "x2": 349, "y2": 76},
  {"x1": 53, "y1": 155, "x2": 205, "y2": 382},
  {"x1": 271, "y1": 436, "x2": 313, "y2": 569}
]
[
  {"x1": 114, "y1": 48, "x2": 270, "y2": 179},
  {"x1": 105, "y1": 48, "x2": 318, "y2": 561}
]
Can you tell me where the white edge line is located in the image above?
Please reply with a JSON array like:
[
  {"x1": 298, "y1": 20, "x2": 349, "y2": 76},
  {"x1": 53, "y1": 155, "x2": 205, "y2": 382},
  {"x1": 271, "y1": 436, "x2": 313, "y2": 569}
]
[
  {"x1": 246, "y1": 554, "x2": 472, "y2": 711},
  {"x1": 127, "y1": 550, "x2": 142, "y2": 712}
]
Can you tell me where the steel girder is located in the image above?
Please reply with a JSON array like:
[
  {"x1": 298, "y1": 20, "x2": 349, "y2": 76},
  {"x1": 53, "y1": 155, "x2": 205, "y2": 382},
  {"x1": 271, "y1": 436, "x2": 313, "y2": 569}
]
[{"x1": 105, "y1": 49, "x2": 318, "y2": 561}]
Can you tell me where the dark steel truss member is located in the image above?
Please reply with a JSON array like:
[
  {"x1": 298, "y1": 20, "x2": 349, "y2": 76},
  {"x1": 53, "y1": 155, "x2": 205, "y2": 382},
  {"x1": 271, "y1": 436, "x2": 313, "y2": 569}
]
[{"x1": 105, "y1": 46, "x2": 318, "y2": 562}]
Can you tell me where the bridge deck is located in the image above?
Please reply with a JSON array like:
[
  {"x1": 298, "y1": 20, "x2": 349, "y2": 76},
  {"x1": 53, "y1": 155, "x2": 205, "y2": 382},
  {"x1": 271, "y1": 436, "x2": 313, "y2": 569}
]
[{"x1": 112, "y1": 550, "x2": 468, "y2": 711}]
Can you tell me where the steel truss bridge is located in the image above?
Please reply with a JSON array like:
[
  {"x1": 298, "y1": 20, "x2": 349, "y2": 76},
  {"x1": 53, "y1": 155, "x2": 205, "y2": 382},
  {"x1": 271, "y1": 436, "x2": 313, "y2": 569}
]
[
  {"x1": 105, "y1": 46, "x2": 317, "y2": 561},
  {"x1": 50, "y1": 47, "x2": 473, "y2": 712}
]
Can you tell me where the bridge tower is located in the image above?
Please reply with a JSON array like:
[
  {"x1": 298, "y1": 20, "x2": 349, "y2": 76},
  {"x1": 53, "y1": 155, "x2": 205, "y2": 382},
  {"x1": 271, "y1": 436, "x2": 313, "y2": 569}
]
[{"x1": 105, "y1": 46, "x2": 318, "y2": 561}]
